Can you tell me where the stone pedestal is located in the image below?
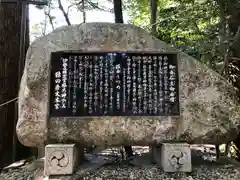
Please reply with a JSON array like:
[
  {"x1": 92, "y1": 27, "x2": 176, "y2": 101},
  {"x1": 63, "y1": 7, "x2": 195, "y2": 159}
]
[
  {"x1": 44, "y1": 144, "x2": 78, "y2": 176},
  {"x1": 160, "y1": 143, "x2": 192, "y2": 172}
]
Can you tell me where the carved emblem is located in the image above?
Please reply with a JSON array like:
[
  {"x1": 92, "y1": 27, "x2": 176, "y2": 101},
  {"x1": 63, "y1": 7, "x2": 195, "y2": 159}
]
[
  {"x1": 168, "y1": 149, "x2": 187, "y2": 170},
  {"x1": 48, "y1": 149, "x2": 69, "y2": 170}
]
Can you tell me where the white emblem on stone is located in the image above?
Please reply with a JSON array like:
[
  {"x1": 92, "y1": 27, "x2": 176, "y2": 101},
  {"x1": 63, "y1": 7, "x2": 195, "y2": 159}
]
[
  {"x1": 44, "y1": 144, "x2": 78, "y2": 176},
  {"x1": 168, "y1": 149, "x2": 185, "y2": 170},
  {"x1": 160, "y1": 143, "x2": 192, "y2": 172},
  {"x1": 49, "y1": 150, "x2": 69, "y2": 169}
]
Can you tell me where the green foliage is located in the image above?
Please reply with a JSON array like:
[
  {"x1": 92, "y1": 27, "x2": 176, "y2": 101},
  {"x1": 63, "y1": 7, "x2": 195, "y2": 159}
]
[
  {"x1": 125, "y1": 0, "x2": 223, "y2": 68},
  {"x1": 124, "y1": 0, "x2": 169, "y2": 27}
]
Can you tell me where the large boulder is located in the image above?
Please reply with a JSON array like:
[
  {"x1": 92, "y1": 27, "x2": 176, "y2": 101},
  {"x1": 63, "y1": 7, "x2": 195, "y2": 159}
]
[{"x1": 17, "y1": 23, "x2": 240, "y2": 147}]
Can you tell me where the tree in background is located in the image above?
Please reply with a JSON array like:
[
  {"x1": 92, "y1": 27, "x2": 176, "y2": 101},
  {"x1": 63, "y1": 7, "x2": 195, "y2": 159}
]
[
  {"x1": 113, "y1": 0, "x2": 124, "y2": 23},
  {"x1": 125, "y1": 0, "x2": 240, "y2": 79},
  {"x1": 125, "y1": 0, "x2": 219, "y2": 65},
  {"x1": 0, "y1": 2, "x2": 30, "y2": 168},
  {"x1": 150, "y1": 0, "x2": 157, "y2": 36},
  {"x1": 33, "y1": 0, "x2": 113, "y2": 38}
]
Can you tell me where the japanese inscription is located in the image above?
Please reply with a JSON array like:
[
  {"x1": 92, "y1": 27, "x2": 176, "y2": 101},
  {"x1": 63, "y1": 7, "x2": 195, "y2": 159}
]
[{"x1": 49, "y1": 52, "x2": 179, "y2": 117}]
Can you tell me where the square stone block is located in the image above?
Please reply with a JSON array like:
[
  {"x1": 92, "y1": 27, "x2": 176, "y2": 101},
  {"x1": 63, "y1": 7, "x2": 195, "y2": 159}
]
[
  {"x1": 160, "y1": 143, "x2": 192, "y2": 172},
  {"x1": 44, "y1": 144, "x2": 78, "y2": 176}
]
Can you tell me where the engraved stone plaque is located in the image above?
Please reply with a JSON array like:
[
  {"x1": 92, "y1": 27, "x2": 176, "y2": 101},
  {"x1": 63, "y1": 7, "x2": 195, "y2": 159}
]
[{"x1": 49, "y1": 52, "x2": 179, "y2": 117}]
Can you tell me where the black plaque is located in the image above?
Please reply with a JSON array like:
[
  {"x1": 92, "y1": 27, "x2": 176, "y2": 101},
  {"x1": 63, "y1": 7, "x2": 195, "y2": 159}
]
[{"x1": 49, "y1": 52, "x2": 180, "y2": 117}]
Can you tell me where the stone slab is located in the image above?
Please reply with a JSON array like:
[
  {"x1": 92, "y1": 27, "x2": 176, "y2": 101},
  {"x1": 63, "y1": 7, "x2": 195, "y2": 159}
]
[{"x1": 16, "y1": 23, "x2": 240, "y2": 147}]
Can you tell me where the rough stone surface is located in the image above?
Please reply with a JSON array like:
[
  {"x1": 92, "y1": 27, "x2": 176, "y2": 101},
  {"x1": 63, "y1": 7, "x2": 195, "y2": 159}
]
[{"x1": 17, "y1": 22, "x2": 240, "y2": 147}]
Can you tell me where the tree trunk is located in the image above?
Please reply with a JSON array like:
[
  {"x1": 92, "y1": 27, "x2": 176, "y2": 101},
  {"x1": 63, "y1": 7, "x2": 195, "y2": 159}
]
[
  {"x1": 218, "y1": 1, "x2": 227, "y2": 72},
  {"x1": 0, "y1": 3, "x2": 30, "y2": 167},
  {"x1": 113, "y1": 0, "x2": 123, "y2": 23},
  {"x1": 82, "y1": 0, "x2": 86, "y2": 23},
  {"x1": 150, "y1": 0, "x2": 157, "y2": 36}
]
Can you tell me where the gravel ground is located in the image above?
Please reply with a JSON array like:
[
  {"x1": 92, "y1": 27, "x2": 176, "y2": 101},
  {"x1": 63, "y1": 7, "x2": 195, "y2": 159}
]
[
  {"x1": 1, "y1": 162, "x2": 240, "y2": 180},
  {"x1": 1, "y1": 145, "x2": 240, "y2": 180},
  {"x1": 77, "y1": 165, "x2": 240, "y2": 180}
]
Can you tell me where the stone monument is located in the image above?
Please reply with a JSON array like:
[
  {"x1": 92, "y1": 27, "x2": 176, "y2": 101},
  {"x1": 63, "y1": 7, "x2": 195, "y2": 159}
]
[{"x1": 17, "y1": 23, "x2": 240, "y2": 175}]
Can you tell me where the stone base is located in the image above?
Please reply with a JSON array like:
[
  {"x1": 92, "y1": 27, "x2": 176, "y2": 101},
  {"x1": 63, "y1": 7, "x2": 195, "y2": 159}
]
[
  {"x1": 152, "y1": 143, "x2": 192, "y2": 172},
  {"x1": 160, "y1": 143, "x2": 192, "y2": 172},
  {"x1": 44, "y1": 144, "x2": 79, "y2": 176}
]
